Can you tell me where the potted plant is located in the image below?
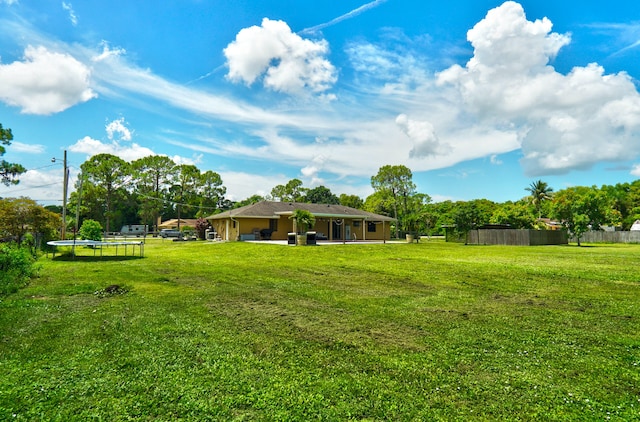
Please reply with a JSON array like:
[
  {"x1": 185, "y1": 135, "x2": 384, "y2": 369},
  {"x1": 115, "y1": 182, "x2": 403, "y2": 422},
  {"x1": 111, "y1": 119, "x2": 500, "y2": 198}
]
[{"x1": 290, "y1": 209, "x2": 315, "y2": 246}]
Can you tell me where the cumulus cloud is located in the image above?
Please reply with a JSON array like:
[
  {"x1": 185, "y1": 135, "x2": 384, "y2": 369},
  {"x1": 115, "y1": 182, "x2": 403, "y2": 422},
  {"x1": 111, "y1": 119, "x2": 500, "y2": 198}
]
[
  {"x1": 106, "y1": 117, "x2": 132, "y2": 141},
  {"x1": 436, "y1": 1, "x2": 640, "y2": 176},
  {"x1": 0, "y1": 46, "x2": 96, "y2": 114},
  {"x1": 69, "y1": 118, "x2": 149, "y2": 161},
  {"x1": 69, "y1": 135, "x2": 154, "y2": 162},
  {"x1": 223, "y1": 18, "x2": 337, "y2": 96},
  {"x1": 395, "y1": 114, "x2": 450, "y2": 158},
  {"x1": 631, "y1": 164, "x2": 640, "y2": 177}
]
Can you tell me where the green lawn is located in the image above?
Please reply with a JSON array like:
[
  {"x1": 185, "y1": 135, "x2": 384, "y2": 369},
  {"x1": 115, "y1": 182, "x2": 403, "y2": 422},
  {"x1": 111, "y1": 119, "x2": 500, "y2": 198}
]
[{"x1": 1, "y1": 239, "x2": 639, "y2": 420}]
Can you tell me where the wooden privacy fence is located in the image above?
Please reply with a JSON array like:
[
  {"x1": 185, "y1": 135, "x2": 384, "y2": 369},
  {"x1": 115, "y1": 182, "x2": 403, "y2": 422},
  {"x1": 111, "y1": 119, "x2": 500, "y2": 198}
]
[
  {"x1": 468, "y1": 229, "x2": 568, "y2": 246},
  {"x1": 573, "y1": 231, "x2": 640, "y2": 244}
]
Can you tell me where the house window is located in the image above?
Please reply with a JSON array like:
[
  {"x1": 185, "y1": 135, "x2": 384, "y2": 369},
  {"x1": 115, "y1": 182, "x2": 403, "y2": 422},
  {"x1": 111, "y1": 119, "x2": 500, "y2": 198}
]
[
  {"x1": 353, "y1": 220, "x2": 360, "y2": 228},
  {"x1": 232, "y1": 220, "x2": 236, "y2": 228},
  {"x1": 368, "y1": 222, "x2": 377, "y2": 232},
  {"x1": 270, "y1": 219, "x2": 278, "y2": 232}
]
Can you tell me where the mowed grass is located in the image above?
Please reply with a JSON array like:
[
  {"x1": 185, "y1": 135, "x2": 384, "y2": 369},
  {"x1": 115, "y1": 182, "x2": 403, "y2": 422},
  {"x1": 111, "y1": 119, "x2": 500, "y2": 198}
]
[{"x1": 1, "y1": 239, "x2": 639, "y2": 420}]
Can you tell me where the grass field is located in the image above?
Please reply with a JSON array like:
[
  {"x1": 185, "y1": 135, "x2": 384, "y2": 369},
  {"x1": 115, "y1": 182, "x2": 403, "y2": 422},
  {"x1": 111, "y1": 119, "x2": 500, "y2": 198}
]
[{"x1": 1, "y1": 239, "x2": 639, "y2": 420}]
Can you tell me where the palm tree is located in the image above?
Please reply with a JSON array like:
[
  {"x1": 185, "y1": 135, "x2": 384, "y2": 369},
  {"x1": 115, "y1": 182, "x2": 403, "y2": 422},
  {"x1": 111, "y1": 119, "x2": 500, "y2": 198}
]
[{"x1": 526, "y1": 180, "x2": 553, "y2": 219}]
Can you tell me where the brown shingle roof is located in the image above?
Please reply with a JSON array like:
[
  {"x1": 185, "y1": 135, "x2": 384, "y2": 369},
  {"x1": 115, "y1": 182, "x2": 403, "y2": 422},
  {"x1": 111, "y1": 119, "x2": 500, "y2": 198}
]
[{"x1": 206, "y1": 201, "x2": 395, "y2": 221}]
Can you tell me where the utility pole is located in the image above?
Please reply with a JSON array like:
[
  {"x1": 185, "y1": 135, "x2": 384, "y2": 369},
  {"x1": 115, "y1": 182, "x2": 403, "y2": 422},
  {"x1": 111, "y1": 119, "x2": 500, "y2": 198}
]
[
  {"x1": 52, "y1": 150, "x2": 69, "y2": 240},
  {"x1": 62, "y1": 150, "x2": 68, "y2": 240}
]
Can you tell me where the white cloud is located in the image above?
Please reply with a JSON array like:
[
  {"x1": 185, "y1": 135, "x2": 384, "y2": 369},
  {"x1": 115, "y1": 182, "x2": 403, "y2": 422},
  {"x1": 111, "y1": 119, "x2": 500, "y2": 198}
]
[
  {"x1": 69, "y1": 136, "x2": 154, "y2": 162},
  {"x1": 0, "y1": 0, "x2": 18, "y2": 4},
  {"x1": 0, "y1": 168, "x2": 72, "y2": 204},
  {"x1": 106, "y1": 117, "x2": 132, "y2": 142},
  {"x1": 172, "y1": 153, "x2": 202, "y2": 166},
  {"x1": 490, "y1": 155, "x2": 503, "y2": 165},
  {"x1": 6, "y1": 141, "x2": 45, "y2": 154},
  {"x1": 631, "y1": 164, "x2": 640, "y2": 177},
  {"x1": 62, "y1": 2, "x2": 78, "y2": 26},
  {"x1": 395, "y1": 114, "x2": 450, "y2": 158},
  {"x1": 218, "y1": 170, "x2": 289, "y2": 201},
  {"x1": 224, "y1": 18, "x2": 337, "y2": 96},
  {"x1": 0, "y1": 46, "x2": 96, "y2": 114},
  {"x1": 435, "y1": 1, "x2": 640, "y2": 176}
]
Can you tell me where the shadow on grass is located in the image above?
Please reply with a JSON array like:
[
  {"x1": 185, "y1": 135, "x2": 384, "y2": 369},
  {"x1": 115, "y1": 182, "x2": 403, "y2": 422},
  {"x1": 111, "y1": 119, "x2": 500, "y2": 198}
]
[{"x1": 50, "y1": 255, "x2": 144, "y2": 262}]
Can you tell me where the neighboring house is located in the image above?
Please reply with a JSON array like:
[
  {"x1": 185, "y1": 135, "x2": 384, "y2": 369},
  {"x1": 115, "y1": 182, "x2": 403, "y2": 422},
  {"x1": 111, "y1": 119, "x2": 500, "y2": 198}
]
[
  {"x1": 206, "y1": 201, "x2": 395, "y2": 242},
  {"x1": 158, "y1": 219, "x2": 199, "y2": 230},
  {"x1": 631, "y1": 220, "x2": 640, "y2": 231}
]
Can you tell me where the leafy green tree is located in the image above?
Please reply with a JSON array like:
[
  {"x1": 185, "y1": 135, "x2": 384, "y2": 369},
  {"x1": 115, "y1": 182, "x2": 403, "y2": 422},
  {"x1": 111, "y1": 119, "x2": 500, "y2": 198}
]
[
  {"x1": 551, "y1": 186, "x2": 611, "y2": 246},
  {"x1": 339, "y1": 194, "x2": 364, "y2": 209},
  {"x1": 270, "y1": 184, "x2": 287, "y2": 201},
  {"x1": 452, "y1": 199, "x2": 495, "y2": 244},
  {"x1": 371, "y1": 165, "x2": 416, "y2": 238},
  {"x1": 271, "y1": 179, "x2": 307, "y2": 202},
  {"x1": 403, "y1": 193, "x2": 432, "y2": 236},
  {"x1": 526, "y1": 180, "x2": 553, "y2": 219},
  {"x1": 0, "y1": 197, "x2": 60, "y2": 245},
  {"x1": 490, "y1": 201, "x2": 536, "y2": 229},
  {"x1": 78, "y1": 219, "x2": 103, "y2": 241},
  {"x1": 363, "y1": 191, "x2": 394, "y2": 217},
  {"x1": 196, "y1": 170, "x2": 226, "y2": 217},
  {"x1": 452, "y1": 202, "x2": 480, "y2": 244},
  {"x1": 80, "y1": 154, "x2": 131, "y2": 234},
  {"x1": 132, "y1": 155, "x2": 176, "y2": 231},
  {"x1": 305, "y1": 185, "x2": 339, "y2": 204},
  {"x1": 0, "y1": 123, "x2": 26, "y2": 186},
  {"x1": 171, "y1": 164, "x2": 200, "y2": 229},
  {"x1": 232, "y1": 195, "x2": 264, "y2": 209}
]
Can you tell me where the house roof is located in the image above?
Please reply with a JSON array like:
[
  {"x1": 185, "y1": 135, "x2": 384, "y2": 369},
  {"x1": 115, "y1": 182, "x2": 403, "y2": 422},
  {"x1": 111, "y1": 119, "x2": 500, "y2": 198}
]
[
  {"x1": 159, "y1": 218, "x2": 199, "y2": 228},
  {"x1": 206, "y1": 201, "x2": 395, "y2": 222}
]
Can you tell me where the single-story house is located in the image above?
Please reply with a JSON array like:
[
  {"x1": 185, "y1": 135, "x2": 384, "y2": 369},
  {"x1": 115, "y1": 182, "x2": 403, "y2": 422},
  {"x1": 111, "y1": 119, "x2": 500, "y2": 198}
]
[
  {"x1": 206, "y1": 201, "x2": 395, "y2": 242},
  {"x1": 158, "y1": 218, "x2": 199, "y2": 230}
]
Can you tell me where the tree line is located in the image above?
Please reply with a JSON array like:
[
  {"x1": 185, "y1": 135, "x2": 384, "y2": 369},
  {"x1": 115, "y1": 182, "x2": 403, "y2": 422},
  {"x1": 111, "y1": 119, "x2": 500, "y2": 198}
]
[{"x1": 2, "y1": 121, "x2": 640, "y2": 244}]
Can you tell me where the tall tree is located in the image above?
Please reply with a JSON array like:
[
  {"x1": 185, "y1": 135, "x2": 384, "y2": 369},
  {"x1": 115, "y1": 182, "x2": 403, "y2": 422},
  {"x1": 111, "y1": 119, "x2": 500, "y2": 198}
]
[
  {"x1": 0, "y1": 123, "x2": 26, "y2": 186},
  {"x1": 339, "y1": 194, "x2": 364, "y2": 209},
  {"x1": 80, "y1": 154, "x2": 131, "y2": 234},
  {"x1": 171, "y1": 164, "x2": 200, "y2": 229},
  {"x1": 197, "y1": 170, "x2": 226, "y2": 217},
  {"x1": 526, "y1": 180, "x2": 553, "y2": 219},
  {"x1": 371, "y1": 165, "x2": 416, "y2": 238},
  {"x1": 132, "y1": 155, "x2": 176, "y2": 231},
  {"x1": 305, "y1": 185, "x2": 339, "y2": 204},
  {"x1": 270, "y1": 179, "x2": 307, "y2": 202}
]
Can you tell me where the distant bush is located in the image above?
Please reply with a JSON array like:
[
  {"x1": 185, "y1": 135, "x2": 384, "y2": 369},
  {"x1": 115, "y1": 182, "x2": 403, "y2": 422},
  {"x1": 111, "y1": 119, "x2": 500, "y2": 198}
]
[
  {"x1": 0, "y1": 244, "x2": 37, "y2": 297},
  {"x1": 79, "y1": 219, "x2": 103, "y2": 241}
]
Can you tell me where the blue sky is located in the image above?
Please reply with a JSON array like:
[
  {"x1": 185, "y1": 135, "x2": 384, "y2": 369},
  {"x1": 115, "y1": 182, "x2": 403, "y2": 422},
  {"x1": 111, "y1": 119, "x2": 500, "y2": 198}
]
[{"x1": 1, "y1": 0, "x2": 639, "y2": 205}]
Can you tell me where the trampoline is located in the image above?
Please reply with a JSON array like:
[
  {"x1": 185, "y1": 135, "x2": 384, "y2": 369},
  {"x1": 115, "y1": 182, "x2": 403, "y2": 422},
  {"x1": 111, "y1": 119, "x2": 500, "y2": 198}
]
[{"x1": 47, "y1": 239, "x2": 144, "y2": 258}]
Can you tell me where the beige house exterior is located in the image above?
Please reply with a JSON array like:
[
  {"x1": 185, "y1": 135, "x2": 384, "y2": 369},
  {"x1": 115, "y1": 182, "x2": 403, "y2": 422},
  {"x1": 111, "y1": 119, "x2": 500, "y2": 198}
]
[{"x1": 206, "y1": 201, "x2": 395, "y2": 242}]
